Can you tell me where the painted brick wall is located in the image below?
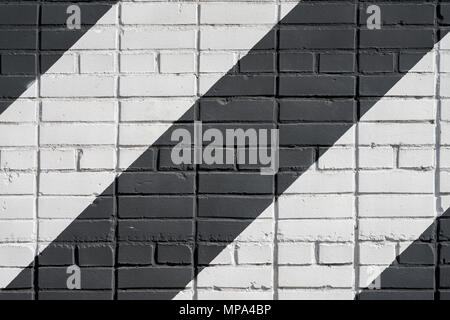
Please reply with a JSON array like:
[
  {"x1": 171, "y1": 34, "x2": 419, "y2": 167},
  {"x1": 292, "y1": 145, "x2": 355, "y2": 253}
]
[{"x1": 0, "y1": 0, "x2": 448, "y2": 300}]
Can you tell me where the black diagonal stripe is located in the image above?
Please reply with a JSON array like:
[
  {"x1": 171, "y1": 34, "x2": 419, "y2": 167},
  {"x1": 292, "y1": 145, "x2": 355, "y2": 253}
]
[
  {"x1": 0, "y1": 1, "x2": 117, "y2": 112},
  {"x1": 1, "y1": 0, "x2": 446, "y2": 300}
]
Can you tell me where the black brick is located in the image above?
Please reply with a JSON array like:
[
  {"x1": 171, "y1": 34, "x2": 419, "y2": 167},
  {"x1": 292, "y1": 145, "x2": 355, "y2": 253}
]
[
  {"x1": 118, "y1": 267, "x2": 193, "y2": 289},
  {"x1": 78, "y1": 244, "x2": 114, "y2": 267},
  {"x1": 118, "y1": 243, "x2": 153, "y2": 265},
  {"x1": 118, "y1": 196, "x2": 194, "y2": 218},
  {"x1": 280, "y1": 29, "x2": 355, "y2": 50},
  {"x1": 118, "y1": 173, "x2": 195, "y2": 194},
  {"x1": 198, "y1": 173, "x2": 273, "y2": 194},
  {"x1": 279, "y1": 75, "x2": 355, "y2": 96},
  {"x1": 157, "y1": 244, "x2": 192, "y2": 265},
  {"x1": 118, "y1": 220, "x2": 193, "y2": 242},
  {"x1": 279, "y1": 99, "x2": 355, "y2": 122}
]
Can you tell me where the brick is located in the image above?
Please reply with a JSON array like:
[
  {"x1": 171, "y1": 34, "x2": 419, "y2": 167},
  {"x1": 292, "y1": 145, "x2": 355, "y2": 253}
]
[
  {"x1": 78, "y1": 244, "x2": 114, "y2": 267},
  {"x1": 118, "y1": 220, "x2": 193, "y2": 242},
  {"x1": 318, "y1": 244, "x2": 353, "y2": 265},
  {"x1": 319, "y1": 53, "x2": 355, "y2": 73},
  {"x1": 278, "y1": 220, "x2": 354, "y2": 242},
  {"x1": 118, "y1": 267, "x2": 192, "y2": 289},
  {"x1": 279, "y1": 266, "x2": 353, "y2": 288},
  {"x1": 201, "y1": 3, "x2": 276, "y2": 25},
  {"x1": 278, "y1": 243, "x2": 314, "y2": 265},
  {"x1": 122, "y1": 3, "x2": 196, "y2": 25},
  {"x1": 40, "y1": 149, "x2": 76, "y2": 170},
  {"x1": 157, "y1": 244, "x2": 192, "y2": 265},
  {"x1": 197, "y1": 266, "x2": 271, "y2": 289}
]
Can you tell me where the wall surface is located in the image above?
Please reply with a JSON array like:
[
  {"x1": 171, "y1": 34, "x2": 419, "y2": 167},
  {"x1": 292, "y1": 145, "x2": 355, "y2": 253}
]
[{"x1": 0, "y1": 0, "x2": 448, "y2": 300}]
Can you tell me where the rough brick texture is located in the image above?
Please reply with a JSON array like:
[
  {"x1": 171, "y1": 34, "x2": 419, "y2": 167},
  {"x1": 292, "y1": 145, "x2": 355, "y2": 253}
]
[{"x1": 0, "y1": 0, "x2": 448, "y2": 301}]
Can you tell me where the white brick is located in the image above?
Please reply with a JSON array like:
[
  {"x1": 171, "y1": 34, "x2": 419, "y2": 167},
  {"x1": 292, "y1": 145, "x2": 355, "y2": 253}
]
[
  {"x1": 279, "y1": 266, "x2": 353, "y2": 288},
  {"x1": 120, "y1": 98, "x2": 195, "y2": 122},
  {"x1": 385, "y1": 74, "x2": 434, "y2": 97},
  {"x1": 440, "y1": 172, "x2": 450, "y2": 193},
  {"x1": 0, "y1": 221, "x2": 34, "y2": 242},
  {"x1": 118, "y1": 148, "x2": 147, "y2": 170},
  {"x1": 119, "y1": 124, "x2": 171, "y2": 146},
  {"x1": 0, "y1": 173, "x2": 34, "y2": 195},
  {"x1": 398, "y1": 148, "x2": 434, "y2": 169},
  {"x1": 318, "y1": 244, "x2": 353, "y2": 265},
  {"x1": 277, "y1": 243, "x2": 314, "y2": 265},
  {"x1": 38, "y1": 196, "x2": 96, "y2": 219},
  {"x1": 200, "y1": 27, "x2": 273, "y2": 50},
  {"x1": 120, "y1": 53, "x2": 156, "y2": 73},
  {"x1": 40, "y1": 149, "x2": 76, "y2": 170},
  {"x1": 0, "y1": 196, "x2": 34, "y2": 220},
  {"x1": 441, "y1": 148, "x2": 450, "y2": 168},
  {"x1": 278, "y1": 195, "x2": 354, "y2": 219},
  {"x1": 441, "y1": 123, "x2": 450, "y2": 145},
  {"x1": 121, "y1": 29, "x2": 196, "y2": 49},
  {"x1": 359, "y1": 123, "x2": 435, "y2": 145},
  {"x1": 318, "y1": 147, "x2": 354, "y2": 169},
  {"x1": 40, "y1": 124, "x2": 116, "y2": 146},
  {"x1": 440, "y1": 75, "x2": 450, "y2": 97},
  {"x1": 358, "y1": 195, "x2": 435, "y2": 217},
  {"x1": 278, "y1": 289, "x2": 354, "y2": 300},
  {"x1": 235, "y1": 220, "x2": 273, "y2": 242},
  {"x1": 440, "y1": 99, "x2": 450, "y2": 121},
  {"x1": 80, "y1": 54, "x2": 115, "y2": 73},
  {"x1": 200, "y1": 52, "x2": 235, "y2": 73},
  {"x1": 361, "y1": 99, "x2": 434, "y2": 121},
  {"x1": 43, "y1": 54, "x2": 76, "y2": 74},
  {"x1": 121, "y1": 3, "x2": 197, "y2": 25},
  {"x1": 278, "y1": 220, "x2": 354, "y2": 242},
  {"x1": 201, "y1": 3, "x2": 276, "y2": 25},
  {"x1": 0, "y1": 244, "x2": 35, "y2": 266},
  {"x1": 359, "y1": 218, "x2": 434, "y2": 241},
  {"x1": 80, "y1": 148, "x2": 115, "y2": 170},
  {"x1": 359, "y1": 147, "x2": 394, "y2": 169},
  {"x1": 197, "y1": 266, "x2": 272, "y2": 289},
  {"x1": 359, "y1": 170, "x2": 434, "y2": 193},
  {"x1": 38, "y1": 219, "x2": 73, "y2": 242},
  {"x1": 0, "y1": 100, "x2": 37, "y2": 122},
  {"x1": 359, "y1": 243, "x2": 397, "y2": 265},
  {"x1": 203, "y1": 244, "x2": 233, "y2": 266},
  {"x1": 284, "y1": 171, "x2": 354, "y2": 194},
  {"x1": 359, "y1": 266, "x2": 388, "y2": 288},
  {"x1": 41, "y1": 100, "x2": 116, "y2": 122},
  {"x1": 160, "y1": 53, "x2": 196, "y2": 74},
  {"x1": 120, "y1": 75, "x2": 195, "y2": 97},
  {"x1": 40, "y1": 172, "x2": 115, "y2": 195},
  {"x1": 0, "y1": 125, "x2": 36, "y2": 147},
  {"x1": 197, "y1": 290, "x2": 272, "y2": 300},
  {"x1": 236, "y1": 244, "x2": 273, "y2": 265},
  {"x1": 1, "y1": 150, "x2": 36, "y2": 170},
  {"x1": 41, "y1": 75, "x2": 115, "y2": 97}
]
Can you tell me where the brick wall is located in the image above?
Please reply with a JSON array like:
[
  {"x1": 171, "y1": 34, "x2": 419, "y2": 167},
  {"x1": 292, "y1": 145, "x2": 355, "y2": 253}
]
[{"x1": 0, "y1": 0, "x2": 447, "y2": 300}]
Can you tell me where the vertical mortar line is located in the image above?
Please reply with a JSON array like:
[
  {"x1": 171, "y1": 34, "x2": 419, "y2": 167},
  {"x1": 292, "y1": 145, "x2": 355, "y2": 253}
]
[
  {"x1": 193, "y1": 0, "x2": 201, "y2": 301},
  {"x1": 434, "y1": 0, "x2": 442, "y2": 299},
  {"x1": 113, "y1": 2, "x2": 121, "y2": 300},
  {"x1": 273, "y1": 0, "x2": 281, "y2": 301},
  {"x1": 33, "y1": 1, "x2": 42, "y2": 300},
  {"x1": 353, "y1": 0, "x2": 361, "y2": 299}
]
